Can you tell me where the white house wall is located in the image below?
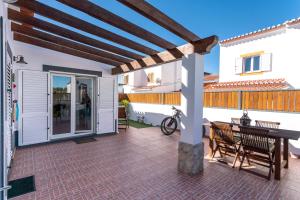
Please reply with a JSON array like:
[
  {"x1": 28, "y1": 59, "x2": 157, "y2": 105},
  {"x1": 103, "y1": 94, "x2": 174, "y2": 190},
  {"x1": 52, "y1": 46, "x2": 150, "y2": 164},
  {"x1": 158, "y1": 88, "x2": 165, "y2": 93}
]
[
  {"x1": 13, "y1": 41, "x2": 112, "y2": 74},
  {"x1": 12, "y1": 41, "x2": 117, "y2": 145},
  {"x1": 284, "y1": 27, "x2": 300, "y2": 88},
  {"x1": 123, "y1": 60, "x2": 182, "y2": 93},
  {"x1": 219, "y1": 28, "x2": 300, "y2": 88}
]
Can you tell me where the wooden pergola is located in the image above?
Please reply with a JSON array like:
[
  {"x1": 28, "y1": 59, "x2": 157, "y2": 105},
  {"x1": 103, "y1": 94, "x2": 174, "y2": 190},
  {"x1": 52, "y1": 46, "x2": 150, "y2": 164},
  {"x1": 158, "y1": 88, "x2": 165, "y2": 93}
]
[{"x1": 8, "y1": 0, "x2": 218, "y2": 75}]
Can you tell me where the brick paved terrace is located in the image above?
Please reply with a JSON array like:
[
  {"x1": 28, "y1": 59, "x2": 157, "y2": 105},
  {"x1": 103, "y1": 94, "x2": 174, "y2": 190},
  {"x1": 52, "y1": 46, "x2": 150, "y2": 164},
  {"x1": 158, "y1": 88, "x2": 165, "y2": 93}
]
[{"x1": 9, "y1": 127, "x2": 300, "y2": 200}]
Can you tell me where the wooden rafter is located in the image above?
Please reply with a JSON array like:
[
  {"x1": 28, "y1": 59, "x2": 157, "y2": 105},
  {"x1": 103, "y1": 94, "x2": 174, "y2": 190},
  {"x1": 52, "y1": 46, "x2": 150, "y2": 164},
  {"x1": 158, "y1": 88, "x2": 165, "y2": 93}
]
[
  {"x1": 117, "y1": 0, "x2": 201, "y2": 43},
  {"x1": 11, "y1": 22, "x2": 129, "y2": 64},
  {"x1": 57, "y1": 0, "x2": 177, "y2": 50},
  {"x1": 8, "y1": 8, "x2": 143, "y2": 60},
  {"x1": 14, "y1": 0, "x2": 159, "y2": 55},
  {"x1": 112, "y1": 35, "x2": 218, "y2": 75},
  {"x1": 14, "y1": 33, "x2": 122, "y2": 66},
  {"x1": 9, "y1": 1, "x2": 219, "y2": 75}
]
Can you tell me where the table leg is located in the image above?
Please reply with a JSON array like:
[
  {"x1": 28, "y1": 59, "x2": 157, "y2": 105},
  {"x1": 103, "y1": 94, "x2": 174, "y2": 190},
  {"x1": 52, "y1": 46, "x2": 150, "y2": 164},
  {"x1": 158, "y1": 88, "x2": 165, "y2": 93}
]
[
  {"x1": 283, "y1": 138, "x2": 289, "y2": 169},
  {"x1": 208, "y1": 127, "x2": 214, "y2": 158},
  {"x1": 274, "y1": 138, "x2": 281, "y2": 180}
]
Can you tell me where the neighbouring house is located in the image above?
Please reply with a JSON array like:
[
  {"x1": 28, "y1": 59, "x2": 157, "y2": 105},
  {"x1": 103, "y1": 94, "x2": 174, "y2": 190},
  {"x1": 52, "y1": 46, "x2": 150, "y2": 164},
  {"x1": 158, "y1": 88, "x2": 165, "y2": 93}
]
[
  {"x1": 118, "y1": 61, "x2": 216, "y2": 93},
  {"x1": 205, "y1": 17, "x2": 300, "y2": 91}
]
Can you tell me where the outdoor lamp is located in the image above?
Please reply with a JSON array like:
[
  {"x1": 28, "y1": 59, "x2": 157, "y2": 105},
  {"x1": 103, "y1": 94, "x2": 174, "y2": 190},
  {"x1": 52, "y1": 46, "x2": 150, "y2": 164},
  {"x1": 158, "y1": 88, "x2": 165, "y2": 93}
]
[
  {"x1": 240, "y1": 110, "x2": 251, "y2": 126},
  {"x1": 13, "y1": 55, "x2": 28, "y2": 64},
  {"x1": 2, "y1": 0, "x2": 18, "y2": 3}
]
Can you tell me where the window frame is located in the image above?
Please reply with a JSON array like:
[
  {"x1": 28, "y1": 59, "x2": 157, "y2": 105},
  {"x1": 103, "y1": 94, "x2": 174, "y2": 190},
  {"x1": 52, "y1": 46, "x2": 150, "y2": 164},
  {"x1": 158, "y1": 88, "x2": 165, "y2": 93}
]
[{"x1": 243, "y1": 55, "x2": 261, "y2": 73}]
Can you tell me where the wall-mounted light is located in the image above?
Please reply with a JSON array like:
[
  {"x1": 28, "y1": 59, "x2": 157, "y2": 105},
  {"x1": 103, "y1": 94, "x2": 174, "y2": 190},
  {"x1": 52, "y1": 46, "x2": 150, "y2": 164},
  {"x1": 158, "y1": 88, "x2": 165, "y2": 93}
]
[
  {"x1": 13, "y1": 55, "x2": 27, "y2": 64},
  {"x1": 2, "y1": 0, "x2": 18, "y2": 4}
]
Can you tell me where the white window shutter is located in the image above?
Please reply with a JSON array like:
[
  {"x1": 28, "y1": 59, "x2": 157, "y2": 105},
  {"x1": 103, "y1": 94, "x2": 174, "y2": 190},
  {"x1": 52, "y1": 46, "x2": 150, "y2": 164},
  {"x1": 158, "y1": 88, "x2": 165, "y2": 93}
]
[
  {"x1": 260, "y1": 53, "x2": 272, "y2": 71},
  {"x1": 97, "y1": 77, "x2": 115, "y2": 134},
  {"x1": 235, "y1": 57, "x2": 243, "y2": 74},
  {"x1": 19, "y1": 70, "x2": 49, "y2": 145}
]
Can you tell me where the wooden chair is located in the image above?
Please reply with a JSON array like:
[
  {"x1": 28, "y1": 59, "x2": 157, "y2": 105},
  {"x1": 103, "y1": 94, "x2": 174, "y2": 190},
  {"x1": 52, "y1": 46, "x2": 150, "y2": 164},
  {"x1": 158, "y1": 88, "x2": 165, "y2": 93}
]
[
  {"x1": 255, "y1": 120, "x2": 280, "y2": 148},
  {"x1": 211, "y1": 122, "x2": 241, "y2": 168},
  {"x1": 118, "y1": 107, "x2": 129, "y2": 129},
  {"x1": 238, "y1": 126, "x2": 275, "y2": 180},
  {"x1": 255, "y1": 120, "x2": 280, "y2": 129},
  {"x1": 231, "y1": 118, "x2": 240, "y2": 125}
]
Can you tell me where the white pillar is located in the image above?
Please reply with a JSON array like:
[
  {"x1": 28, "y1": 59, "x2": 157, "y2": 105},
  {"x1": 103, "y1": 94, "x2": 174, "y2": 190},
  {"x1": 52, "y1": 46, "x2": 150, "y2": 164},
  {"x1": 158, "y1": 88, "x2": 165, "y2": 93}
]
[{"x1": 178, "y1": 53, "x2": 204, "y2": 175}]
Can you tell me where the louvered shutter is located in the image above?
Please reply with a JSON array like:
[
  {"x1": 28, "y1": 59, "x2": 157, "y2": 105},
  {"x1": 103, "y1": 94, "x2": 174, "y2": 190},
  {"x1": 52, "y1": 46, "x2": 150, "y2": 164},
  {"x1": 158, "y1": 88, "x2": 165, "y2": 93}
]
[
  {"x1": 260, "y1": 53, "x2": 272, "y2": 72},
  {"x1": 5, "y1": 62, "x2": 12, "y2": 166},
  {"x1": 97, "y1": 77, "x2": 115, "y2": 134},
  {"x1": 235, "y1": 57, "x2": 243, "y2": 74},
  {"x1": 19, "y1": 70, "x2": 49, "y2": 145}
]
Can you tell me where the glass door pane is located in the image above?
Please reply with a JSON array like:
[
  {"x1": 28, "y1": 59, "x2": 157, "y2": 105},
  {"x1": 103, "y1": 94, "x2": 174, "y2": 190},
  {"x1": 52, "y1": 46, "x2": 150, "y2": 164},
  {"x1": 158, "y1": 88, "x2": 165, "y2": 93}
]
[
  {"x1": 52, "y1": 75, "x2": 72, "y2": 135},
  {"x1": 75, "y1": 77, "x2": 93, "y2": 132}
]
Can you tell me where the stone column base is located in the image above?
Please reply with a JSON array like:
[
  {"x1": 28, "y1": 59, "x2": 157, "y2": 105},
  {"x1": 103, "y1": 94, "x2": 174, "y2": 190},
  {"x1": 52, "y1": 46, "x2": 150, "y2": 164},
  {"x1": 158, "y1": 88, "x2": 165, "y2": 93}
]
[{"x1": 178, "y1": 142, "x2": 204, "y2": 175}]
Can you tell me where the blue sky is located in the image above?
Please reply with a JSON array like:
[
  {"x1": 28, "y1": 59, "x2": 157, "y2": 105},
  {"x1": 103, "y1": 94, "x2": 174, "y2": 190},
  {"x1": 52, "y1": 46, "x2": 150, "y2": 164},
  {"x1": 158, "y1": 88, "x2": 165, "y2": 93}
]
[{"x1": 38, "y1": 0, "x2": 300, "y2": 74}]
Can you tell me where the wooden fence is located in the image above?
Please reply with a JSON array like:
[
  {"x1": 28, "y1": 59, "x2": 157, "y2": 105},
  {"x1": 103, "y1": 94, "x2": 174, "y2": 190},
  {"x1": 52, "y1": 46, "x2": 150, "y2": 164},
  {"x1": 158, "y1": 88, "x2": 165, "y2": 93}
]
[
  {"x1": 242, "y1": 90, "x2": 300, "y2": 112},
  {"x1": 119, "y1": 90, "x2": 300, "y2": 112},
  {"x1": 121, "y1": 92, "x2": 181, "y2": 105}
]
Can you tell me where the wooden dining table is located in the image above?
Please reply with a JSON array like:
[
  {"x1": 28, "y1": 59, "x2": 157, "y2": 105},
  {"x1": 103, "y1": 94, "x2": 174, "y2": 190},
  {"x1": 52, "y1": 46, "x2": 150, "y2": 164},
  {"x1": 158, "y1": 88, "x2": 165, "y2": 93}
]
[{"x1": 208, "y1": 121, "x2": 300, "y2": 180}]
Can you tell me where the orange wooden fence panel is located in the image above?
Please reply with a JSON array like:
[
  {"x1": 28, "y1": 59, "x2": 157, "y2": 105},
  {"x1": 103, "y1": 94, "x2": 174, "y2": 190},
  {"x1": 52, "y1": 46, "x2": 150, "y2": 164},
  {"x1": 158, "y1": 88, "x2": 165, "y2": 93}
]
[
  {"x1": 119, "y1": 90, "x2": 300, "y2": 112},
  {"x1": 241, "y1": 90, "x2": 300, "y2": 112},
  {"x1": 163, "y1": 92, "x2": 181, "y2": 105}
]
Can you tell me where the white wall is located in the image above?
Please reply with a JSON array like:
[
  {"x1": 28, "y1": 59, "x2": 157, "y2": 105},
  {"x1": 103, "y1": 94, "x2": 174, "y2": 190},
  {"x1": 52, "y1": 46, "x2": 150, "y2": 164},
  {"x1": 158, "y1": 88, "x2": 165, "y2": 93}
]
[
  {"x1": 13, "y1": 41, "x2": 112, "y2": 74},
  {"x1": 219, "y1": 26, "x2": 300, "y2": 88},
  {"x1": 128, "y1": 103, "x2": 180, "y2": 126},
  {"x1": 122, "y1": 60, "x2": 182, "y2": 93}
]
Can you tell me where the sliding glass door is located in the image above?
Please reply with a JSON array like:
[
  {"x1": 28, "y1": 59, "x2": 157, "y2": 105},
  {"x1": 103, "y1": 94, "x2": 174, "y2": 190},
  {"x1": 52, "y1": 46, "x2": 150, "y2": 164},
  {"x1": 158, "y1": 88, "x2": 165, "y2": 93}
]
[
  {"x1": 51, "y1": 74, "x2": 94, "y2": 139},
  {"x1": 52, "y1": 75, "x2": 72, "y2": 135},
  {"x1": 75, "y1": 77, "x2": 93, "y2": 133}
]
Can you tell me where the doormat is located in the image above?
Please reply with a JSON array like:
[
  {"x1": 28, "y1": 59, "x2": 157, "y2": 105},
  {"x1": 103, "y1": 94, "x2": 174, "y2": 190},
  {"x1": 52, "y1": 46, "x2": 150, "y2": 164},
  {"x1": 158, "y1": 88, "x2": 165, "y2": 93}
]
[
  {"x1": 73, "y1": 137, "x2": 97, "y2": 144},
  {"x1": 8, "y1": 176, "x2": 35, "y2": 199}
]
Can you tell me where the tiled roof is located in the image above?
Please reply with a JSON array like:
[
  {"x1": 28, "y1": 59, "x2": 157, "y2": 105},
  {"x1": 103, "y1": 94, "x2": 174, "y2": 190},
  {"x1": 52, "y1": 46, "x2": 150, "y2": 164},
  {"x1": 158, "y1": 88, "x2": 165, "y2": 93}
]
[
  {"x1": 204, "y1": 74, "x2": 219, "y2": 83},
  {"x1": 220, "y1": 17, "x2": 300, "y2": 44},
  {"x1": 204, "y1": 78, "x2": 289, "y2": 91}
]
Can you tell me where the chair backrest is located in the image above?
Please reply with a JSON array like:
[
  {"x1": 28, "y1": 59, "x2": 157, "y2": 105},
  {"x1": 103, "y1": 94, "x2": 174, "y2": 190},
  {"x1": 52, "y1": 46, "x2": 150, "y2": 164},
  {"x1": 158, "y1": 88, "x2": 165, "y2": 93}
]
[
  {"x1": 231, "y1": 118, "x2": 240, "y2": 125},
  {"x1": 211, "y1": 122, "x2": 235, "y2": 145},
  {"x1": 239, "y1": 126, "x2": 271, "y2": 153},
  {"x1": 118, "y1": 107, "x2": 127, "y2": 118},
  {"x1": 255, "y1": 120, "x2": 280, "y2": 129}
]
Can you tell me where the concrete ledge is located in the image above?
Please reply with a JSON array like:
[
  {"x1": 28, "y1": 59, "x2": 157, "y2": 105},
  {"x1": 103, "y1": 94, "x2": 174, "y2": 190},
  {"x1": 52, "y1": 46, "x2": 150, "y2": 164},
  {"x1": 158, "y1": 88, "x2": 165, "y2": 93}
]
[{"x1": 178, "y1": 142, "x2": 204, "y2": 175}]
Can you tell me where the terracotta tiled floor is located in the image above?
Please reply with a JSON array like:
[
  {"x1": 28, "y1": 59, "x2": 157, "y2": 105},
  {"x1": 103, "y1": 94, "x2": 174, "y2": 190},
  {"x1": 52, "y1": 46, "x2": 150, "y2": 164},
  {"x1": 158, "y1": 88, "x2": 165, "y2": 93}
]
[{"x1": 9, "y1": 127, "x2": 300, "y2": 200}]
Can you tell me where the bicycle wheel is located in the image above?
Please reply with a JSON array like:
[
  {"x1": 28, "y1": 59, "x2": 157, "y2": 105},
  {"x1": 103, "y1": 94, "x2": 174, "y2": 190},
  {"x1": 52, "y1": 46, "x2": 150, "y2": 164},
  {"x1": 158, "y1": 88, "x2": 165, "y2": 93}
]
[{"x1": 160, "y1": 117, "x2": 177, "y2": 135}]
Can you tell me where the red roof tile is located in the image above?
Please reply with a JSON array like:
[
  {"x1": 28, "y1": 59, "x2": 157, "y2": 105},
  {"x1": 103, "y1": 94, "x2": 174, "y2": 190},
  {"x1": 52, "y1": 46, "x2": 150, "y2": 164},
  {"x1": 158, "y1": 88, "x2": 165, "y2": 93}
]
[
  {"x1": 204, "y1": 74, "x2": 219, "y2": 83},
  {"x1": 220, "y1": 17, "x2": 300, "y2": 45},
  {"x1": 205, "y1": 78, "x2": 289, "y2": 91}
]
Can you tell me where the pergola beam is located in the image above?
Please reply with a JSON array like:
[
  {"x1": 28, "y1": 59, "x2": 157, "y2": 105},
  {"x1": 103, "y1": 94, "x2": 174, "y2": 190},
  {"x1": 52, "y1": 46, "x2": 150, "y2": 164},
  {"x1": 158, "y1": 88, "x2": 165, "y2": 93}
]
[
  {"x1": 57, "y1": 0, "x2": 177, "y2": 50},
  {"x1": 9, "y1": 1, "x2": 218, "y2": 75},
  {"x1": 14, "y1": 0, "x2": 159, "y2": 55},
  {"x1": 8, "y1": 9, "x2": 143, "y2": 60},
  {"x1": 112, "y1": 35, "x2": 218, "y2": 75},
  {"x1": 117, "y1": 0, "x2": 201, "y2": 43},
  {"x1": 14, "y1": 33, "x2": 121, "y2": 66},
  {"x1": 11, "y1": 23, "x2": 129, "y2": 64}
]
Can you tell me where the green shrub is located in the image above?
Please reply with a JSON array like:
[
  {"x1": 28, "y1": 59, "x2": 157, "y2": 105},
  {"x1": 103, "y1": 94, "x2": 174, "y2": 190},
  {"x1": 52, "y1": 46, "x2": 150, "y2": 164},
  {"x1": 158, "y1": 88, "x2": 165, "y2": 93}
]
[{"x1": 120, "y1": 99, "x2": 129, "y2": 108}]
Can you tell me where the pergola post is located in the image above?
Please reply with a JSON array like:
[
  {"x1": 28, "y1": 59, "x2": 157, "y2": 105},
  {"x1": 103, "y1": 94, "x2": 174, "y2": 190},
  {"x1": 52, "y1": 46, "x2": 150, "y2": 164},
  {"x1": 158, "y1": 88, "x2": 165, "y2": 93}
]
[{"x1": 178, "y1": 53, "x2": 204, "y2": 175}]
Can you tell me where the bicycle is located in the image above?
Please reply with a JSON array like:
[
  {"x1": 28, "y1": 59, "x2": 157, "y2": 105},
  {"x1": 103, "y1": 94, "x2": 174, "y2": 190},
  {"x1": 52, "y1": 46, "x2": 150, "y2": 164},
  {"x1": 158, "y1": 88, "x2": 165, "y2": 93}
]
[
  {"x1": 160, "y1": 106, "x2": 207, "y2": 137},
  {"x1": 160, "y1": 106, "x2": 181, "y2": 135}
]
